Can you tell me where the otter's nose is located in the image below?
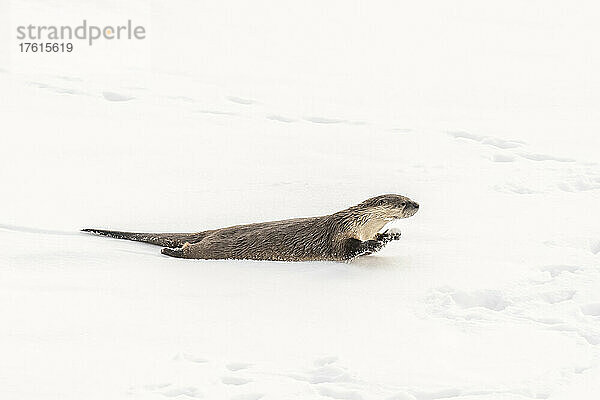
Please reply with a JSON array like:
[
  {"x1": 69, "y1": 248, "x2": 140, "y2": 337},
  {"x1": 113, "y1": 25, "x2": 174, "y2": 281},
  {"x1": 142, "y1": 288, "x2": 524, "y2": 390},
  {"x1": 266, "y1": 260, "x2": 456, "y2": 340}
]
[{"x1": 412, "y1": 202, "x2": 419, "y2": 209}]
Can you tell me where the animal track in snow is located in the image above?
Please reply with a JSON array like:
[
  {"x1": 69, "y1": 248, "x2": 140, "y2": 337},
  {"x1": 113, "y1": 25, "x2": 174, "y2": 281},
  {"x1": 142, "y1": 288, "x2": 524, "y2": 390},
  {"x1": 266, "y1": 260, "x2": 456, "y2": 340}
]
[
  {"x1": 28, "y1": 81, "x2": 86, "y2": 96},
  {"x1": 447, "y1": 130, "x2": 485, "y2": 142},
  {"x1": 144, "y1": 383, "x2": 172, "y2": 390},
  {"x1": 547, "y1": 324, "x2": 600, "y2": 345},
  {"x1": 447, "y1": 131, "x2": 523, "y2": 149},
  {"x1": 495, "y1": 182, "x2": 539, "y2": 194},
  {"x1": 160, "y1": 386, "x2": 202, "y2": 398},
  {"x1": 303, "y1": 116, "x2": 346, "y2": 124},
  {"x1": 227, "y1": 96, "x2": 256, "y2": 105},
  {"x1": 102, "y1": 91, "x2": 134, "y2": 102},
  {"x1": 581, "y1": 303, "x2": 600, "y2": 317},
  {"x1": 314, "y1": 356, "x2": 339, "y2": 367},
  {"x1": 55, "y1": 75, "x2": 83, "y2": 82},
  {"x1": 175, "y1": 353, "x2": 209, "y2": 363},
  {"x1": 290, "y1": 364, "x2": 352, "y2": 384},
  {"x1": 266, "y1": 114, "x2": 295, "y2": 123},
  {"x1": 166, "y1": 95, "x2": 196, "y2": 103},
  {"x1": 53, "y1": 88, "x2": 84, "y2": 95},
  {"x1": 519, "y1": 153, "x2": 575, "y2": 162},
  {"x1": 540, "y1": 265, "x2": 582, "y2": 277},
  {"x1": 558, "y1": 178, "x2": 600, "y2": 192},
  {"x1": 226, "y1": 362, "x2": 253, "y2": 371},
  {"x1": 428, "y1": 262, "x2": 600, "y2": 349},
  {"x1": 540, "y1": 290, "x2": 576, "y2": 304},
  {"x1": 480, "y1": 137, "x2": 523, "y2": 149},
  {"x1": 490, "y1": 153, "x2": 516, "y2": 162},
  {"x1": 221, "y1": 376, "x2": 252, "y2": 385},
  {"x1": 590, "y1": 240, "x2": 600, "y2": 255},
  {"x1": 449, "y1": 289, "x2": 509, "y2": 311}
]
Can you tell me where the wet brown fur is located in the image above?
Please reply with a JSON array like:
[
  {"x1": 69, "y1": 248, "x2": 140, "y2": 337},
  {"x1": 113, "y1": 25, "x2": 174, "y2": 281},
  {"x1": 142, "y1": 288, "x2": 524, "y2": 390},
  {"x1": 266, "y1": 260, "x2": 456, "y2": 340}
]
[{"x1": 82, "y1": 194, "x2": 419, "y2": 261}]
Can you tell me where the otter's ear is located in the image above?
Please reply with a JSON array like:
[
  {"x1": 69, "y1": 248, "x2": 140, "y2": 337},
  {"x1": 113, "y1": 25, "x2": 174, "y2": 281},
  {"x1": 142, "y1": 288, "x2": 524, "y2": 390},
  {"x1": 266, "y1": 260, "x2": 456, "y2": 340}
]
[{"x1": 376, "y1": 198, "x2": 387, "y2": 206}]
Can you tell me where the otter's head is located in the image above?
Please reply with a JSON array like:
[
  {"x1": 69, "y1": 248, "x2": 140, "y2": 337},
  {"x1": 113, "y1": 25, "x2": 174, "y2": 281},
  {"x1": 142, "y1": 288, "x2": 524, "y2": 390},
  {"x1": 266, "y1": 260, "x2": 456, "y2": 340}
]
[{"x1": 357, "y1": 194, "x2": 419, "y2": 220}]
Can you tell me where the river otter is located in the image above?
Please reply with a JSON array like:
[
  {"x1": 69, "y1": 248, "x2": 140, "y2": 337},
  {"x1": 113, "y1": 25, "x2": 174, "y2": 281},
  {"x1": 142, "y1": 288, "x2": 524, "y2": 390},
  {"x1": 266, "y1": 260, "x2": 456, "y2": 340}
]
[{"x1": 82, "y1": 194, "x2": 419, "y2": 261}]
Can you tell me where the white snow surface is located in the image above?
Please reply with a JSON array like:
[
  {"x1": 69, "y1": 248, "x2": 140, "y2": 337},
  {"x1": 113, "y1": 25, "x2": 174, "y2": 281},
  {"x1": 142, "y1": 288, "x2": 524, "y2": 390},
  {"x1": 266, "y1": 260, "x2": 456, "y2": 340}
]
[{"x1": 1, "y1": 1, "x2": 600, "y2": 399}]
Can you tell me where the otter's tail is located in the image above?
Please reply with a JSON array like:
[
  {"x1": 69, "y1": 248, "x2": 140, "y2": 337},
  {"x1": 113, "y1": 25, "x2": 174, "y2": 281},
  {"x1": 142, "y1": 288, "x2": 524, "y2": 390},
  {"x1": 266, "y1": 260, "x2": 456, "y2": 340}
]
[{"x1": 81, "y1": 228, "x2": 209, "y2": 248}]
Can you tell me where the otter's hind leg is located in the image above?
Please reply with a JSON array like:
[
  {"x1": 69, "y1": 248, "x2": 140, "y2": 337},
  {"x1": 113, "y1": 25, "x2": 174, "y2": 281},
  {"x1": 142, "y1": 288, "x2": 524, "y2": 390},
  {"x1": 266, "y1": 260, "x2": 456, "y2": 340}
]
[
  {"x1": 161, "y1": 241, "x2": 226, "y2": 260},
  {"x1": 161, "y1": 242, "x2": 192, "y2": 258}
]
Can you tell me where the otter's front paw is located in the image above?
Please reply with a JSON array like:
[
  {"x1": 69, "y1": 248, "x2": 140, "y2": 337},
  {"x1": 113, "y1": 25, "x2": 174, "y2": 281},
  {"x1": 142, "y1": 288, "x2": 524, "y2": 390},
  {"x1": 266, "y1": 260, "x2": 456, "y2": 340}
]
[
  {"x1": 365, "y1": 239, "x2": 384, "y2": 252},
  {"x1": 376, "y1": 228, "x2": 401, "y2": 243}
]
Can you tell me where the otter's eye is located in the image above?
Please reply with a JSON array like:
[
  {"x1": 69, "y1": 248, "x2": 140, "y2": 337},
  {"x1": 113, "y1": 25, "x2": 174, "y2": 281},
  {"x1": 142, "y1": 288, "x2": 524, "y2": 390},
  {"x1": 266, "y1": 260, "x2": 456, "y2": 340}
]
[{"x1": 401, "y1": 202, "x2": 406, "y2": 206}]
